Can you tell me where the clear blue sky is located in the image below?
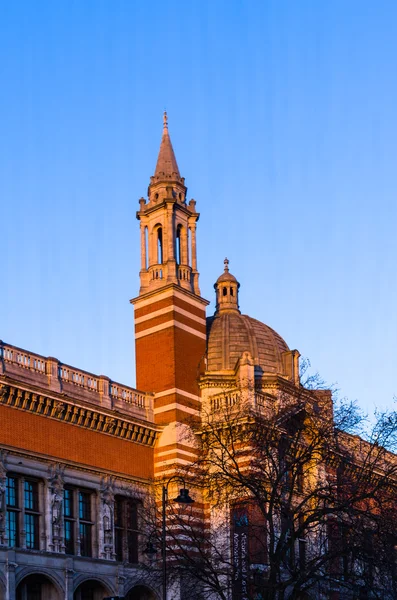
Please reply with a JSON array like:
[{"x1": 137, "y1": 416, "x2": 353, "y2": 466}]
[{"x1": 2, "y1": 1, "x2": 397, "y2": 416}]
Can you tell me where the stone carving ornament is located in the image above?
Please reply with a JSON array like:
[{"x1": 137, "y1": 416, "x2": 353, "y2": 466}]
[
  {"x1": 48, "y1": 463, "x2": 65, "y2": 551},
  {"x1": 100, "y1": 476, "x2": 115, "y2": 557}
]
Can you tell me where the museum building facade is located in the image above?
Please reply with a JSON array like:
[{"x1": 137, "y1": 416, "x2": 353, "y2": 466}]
[{"x1": 0, "y1": 115, "x2": 340, "y2": 600}]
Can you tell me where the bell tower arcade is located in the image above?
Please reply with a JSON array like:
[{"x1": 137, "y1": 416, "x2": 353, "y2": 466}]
[
  {"x1": 137, "y1": 112, "x2": 201, "y2": 296},
  {"x1": 131, "y1": 113, "x2": 209, "y2": 429}
]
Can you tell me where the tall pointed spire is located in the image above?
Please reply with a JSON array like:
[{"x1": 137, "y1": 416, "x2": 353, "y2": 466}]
[
  {"x1": 154, "y1": 111, "x2": 180, "y2": 178},
  {"x1": 137, "y1": 113, "x2": 201, "y2": 296}
]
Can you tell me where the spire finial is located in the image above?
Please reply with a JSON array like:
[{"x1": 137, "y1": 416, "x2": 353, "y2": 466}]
[
  {"x1": 153, "y1": 110, "x2": 181, "y2": 179},
  {"x1": 224, "y1": 257, "x2": 229, "y2": 272}
]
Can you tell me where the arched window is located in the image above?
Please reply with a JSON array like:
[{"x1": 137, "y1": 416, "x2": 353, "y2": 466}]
[
  {"x1": 176, "y1": 224, "x2": 182, "y2": 265},
  {"x1": 144, "y1": 226, "x2": 149, "y2": 269},
  {"x1": 156, "y1": 227, "x2": 163, "y2": 264},
  {"x1": 223, "y1": 287, "x2": 227, "y2": 296}
]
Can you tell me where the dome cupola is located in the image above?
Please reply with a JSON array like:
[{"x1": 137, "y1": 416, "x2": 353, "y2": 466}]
[
  {"x1": 207, "y1": 261, "x2": 300, "y2": 383},
  {"x1": 214, "y1": 258, "x2": 240, "y2": 315}
]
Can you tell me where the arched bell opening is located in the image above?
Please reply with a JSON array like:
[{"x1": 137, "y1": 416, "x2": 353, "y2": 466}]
[
  {"x1": 144, "y1": 226, "x2": 149, "y2": 269},
  {"x1": 176, "y1": 224, "x2": 182, "y2": 265},
  {"x1": 16, "y1": 573, "x2": 62, "y2": 600}
]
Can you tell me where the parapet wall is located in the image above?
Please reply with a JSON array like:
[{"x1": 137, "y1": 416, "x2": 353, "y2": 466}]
[{"x1": 0, "y1": 340, "x2": 154, "y2": 423}]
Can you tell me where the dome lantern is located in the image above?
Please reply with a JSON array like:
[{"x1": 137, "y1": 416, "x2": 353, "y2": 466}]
[{"x1": 214, "y1": 258, "x2": 240, "y2": 315}]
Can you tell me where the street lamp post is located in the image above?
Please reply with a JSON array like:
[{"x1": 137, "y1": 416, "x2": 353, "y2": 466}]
[{"x1": 162, "y1": 476, "x2": 194, "y2": 600}]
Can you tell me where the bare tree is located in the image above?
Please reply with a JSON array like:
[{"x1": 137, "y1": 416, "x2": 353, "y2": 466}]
[{"x1": 145, "y1": 378, "x2": 397, "y2": 600}]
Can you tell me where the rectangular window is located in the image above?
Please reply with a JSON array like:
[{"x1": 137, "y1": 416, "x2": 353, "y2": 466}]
[
  {"x1": 114, "y1": 496, "x2": 138, "y2": 563},
  {"x1": 64, "y1": 519, "x2": 74, "y2": 555},
  {"x1": 6, "y1": 476, "x2": 19, "y2": 547},
  {"x1": 7, "y1": 511, "x2": 18, "y2": 547},
  {"x1": 79, "y1": 490, "x2": 93, "y2": 557},
  {"x1": 64, "y1": 488, "x2": 73, "y2": 517},
  {"x1": 79, "y1": 491, "x2": 91, "y2": 521},
  {"x1": 6, "y1": 476, "x2": 17, "y2": 507},
  {"x1": 115, "y1": 528, "x2": 123, "y2": 562},
  {"x1": 64, "y1": 488, "x2": 75, "y2": 555},
  {"x1": 79, "y1": 522, "x2": 92, "y2": 557},
  {"x1": 6, "y1": 476, "x2": 41, "y2": 550},
  {"x1": 24, "y1": 480, "x2": 40, "y2": 550},
  {"x1": 63, "y1": 488, "x2": 94, "y2": 557},
  {"x1": 25, "y1": 512, "x2": 39, "y2": 550},
  {"x1": 298, "y1": 537, "x2": 306, "y2": 571},
  {"x1": 297, "y1": 515, "x2": 306, "y2": 572},
  {"x1": 24, "y1": 480, "x2": 38, "y2": 511}
]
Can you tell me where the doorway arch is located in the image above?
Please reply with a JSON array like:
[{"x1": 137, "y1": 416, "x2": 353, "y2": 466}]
[
  {"x1": 125, "y1": 584, "x2": 158, "y2": 600},
  {"x1": 73, "y1": 578, "x2": 112, "y2": 600},
  {"x1": 16, "y1": 573, "x2": 62, "y2": 600}
]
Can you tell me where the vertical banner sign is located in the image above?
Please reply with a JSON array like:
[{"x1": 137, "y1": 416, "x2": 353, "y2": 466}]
[{"x1": 232, "y1": 505, "x2": 249, "y2": 600}]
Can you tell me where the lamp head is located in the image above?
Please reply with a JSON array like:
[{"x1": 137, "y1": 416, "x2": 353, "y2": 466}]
[
  {"x1": 173, "y1": 488, "x2": 194, "y2": 504},
  {"x1": 143, "y1": 540, "x2": 157, "y2": 555}
]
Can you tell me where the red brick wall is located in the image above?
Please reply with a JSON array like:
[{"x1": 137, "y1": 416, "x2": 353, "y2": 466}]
[
  {"x1": 136, "y1": 327, "x2": 176, "y2": 392},
  {"x1": 0, "y1": 404, "x2": 154, "y2": 479},
  {"x1": 135, "y1": 292, "x2": 206, "y2": 396}
]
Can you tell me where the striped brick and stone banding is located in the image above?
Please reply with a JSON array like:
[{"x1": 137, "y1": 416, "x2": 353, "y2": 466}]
[{"x1": 132, "y1": 285, "x2": 208, "y2": 426}]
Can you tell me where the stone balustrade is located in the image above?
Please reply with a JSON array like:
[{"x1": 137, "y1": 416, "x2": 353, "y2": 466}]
[
  {"x1": 254, "y1": 391, "x2": 266, "y2": 408},
  {"x1": 177, "y1": 266, "x2": 191, "y2": 282},
  {"x1": 208, "y1": 389, "x2": 271, "y2": 414},
  {"x1": 210, "y1": 389, "x2": 240, "y2": 411},
  {"x1": 0, "y1": 340, "x2": 153, "y2": 421}
]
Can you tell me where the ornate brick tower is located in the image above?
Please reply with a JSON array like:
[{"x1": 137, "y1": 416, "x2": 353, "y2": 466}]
[{"x1": 131, "y1": 113, "x2": 209, "y2": 435}]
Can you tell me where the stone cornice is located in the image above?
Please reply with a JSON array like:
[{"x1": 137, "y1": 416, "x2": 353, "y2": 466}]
[
  {"x1": 0, "y1": 382, "x2": 158, "y2": 447},
  {"x1": 137, "y1": 197, "x2": 197, "y2": 218},
  {"x1": 130, "y1": 282, "x2": 209, "y2": 307}
]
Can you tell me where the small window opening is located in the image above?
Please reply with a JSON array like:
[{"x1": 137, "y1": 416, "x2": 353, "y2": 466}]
[
  {"x1": 176, "y1": 225, "x2": 182, "y2": 265},
  {"x1": 230, "y1": 287, "x2": 234, "y2": 297},
  {"x1": 144, "y1": 226, "x2": 149, "y2": 269},
  {"x1": 157, "y1": 228, "x2": 163, "y2": 264},
  {"x1": 223, "y1": 287, "x2": 227, "y2": 296}
]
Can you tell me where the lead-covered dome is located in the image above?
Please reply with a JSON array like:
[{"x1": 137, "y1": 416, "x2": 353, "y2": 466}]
[
  {"x1": 206, "y1": 312, "x2": 289, "y2": 373},
  {"x1": 206, "y1": 260, "x2": 290, "y2": 375}
]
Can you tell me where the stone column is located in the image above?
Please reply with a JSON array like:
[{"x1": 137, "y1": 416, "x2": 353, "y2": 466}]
[
  {"x1": 64, "y1": 562, "x2": 74, "y2": 600},
  {"x1": 149, "y1": 227, "x2": 154, "y2": 267},
  {"x1": 166, "y1": 205, "x2": 177, "y2": 282},
  {"x1": 140, "y1": 224, "x2": 146, "y2": 271},
  {"x1": 190, "y1": 223, "x2": 197, "y2": 271},
  {"x1": 39, "y1": 480, "x2": 47, "y2": 551},
  {"x1": 181, "y1": 226, "x2": 188, "y2": 266},
  {"x1": 167, "y1": 205, "x2": 174, "y2": 261},
  {"x1": 117, "y1": 572, "x2": 126, "y2": 597},
  {"x1": 5, "y1": 554, "x2": 17, "y2": 600}
]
